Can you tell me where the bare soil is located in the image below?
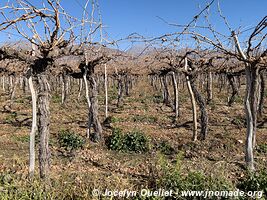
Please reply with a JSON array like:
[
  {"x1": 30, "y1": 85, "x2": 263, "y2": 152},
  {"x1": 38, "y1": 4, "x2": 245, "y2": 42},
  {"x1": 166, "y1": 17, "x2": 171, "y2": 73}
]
[{"x1": 0, "y1": 78, "x2": 266, "y2": 191}]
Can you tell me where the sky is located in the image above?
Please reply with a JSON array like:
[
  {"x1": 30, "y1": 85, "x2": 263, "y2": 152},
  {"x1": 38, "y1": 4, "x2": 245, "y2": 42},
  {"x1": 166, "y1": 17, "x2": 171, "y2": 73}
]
[
  {"x1": 0, "y1": 0, "x2": 266, "y2": 50},
  {"x1": 100, "y1": 0, "x2": 266, "y2": 37},
  {"x1": 99, "y1": 0, "x2": 267, "y2": 49}
]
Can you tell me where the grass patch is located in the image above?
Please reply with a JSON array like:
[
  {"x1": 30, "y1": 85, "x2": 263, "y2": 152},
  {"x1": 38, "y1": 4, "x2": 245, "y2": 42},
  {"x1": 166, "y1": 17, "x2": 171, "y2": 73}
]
[
  {"x1": 52, "y1": 94, "x2": 61, "y2": 104},
  {"x1": 232, "y1": 115, "x2": 245, "y2": 127},
  {"x1": 235, "y1": 95, "x2": 243, "y2": 104},
  {"x1": 208, "y1": 99, "x2": 216, "y2": 110},
  {"x1": 12, "y1": 134, "x2": 30, "y2": 143},
  {"x1": 110, "y1": 116, "x2": 125, "y2": 123},
  {"x1": 152, "y1": 95, "x2": 163, "y2": 104},
  {"x1": 256, "y1": 143, "x2": 267, "y2": 154},
  {"x1": 4, "y1": 112, "x2": 17, "y2": 124},
  {"x1": 157, "y1": 140, "x2": 175, "y2": 155},
  {"x1": 154, "y1": 153, "x2": 234, "y2": 198},
  {"x1": 58, "y1": 129, "x2": 85, "y2": 153},
  {"x1": 237, "y1": 170, "x2": 267, "y2": 199},
  {"x1": 108, "y1": 86, "x2": 118, "y2": 102},
  {"x1": 15, "y1": 98, "x2": 25, "y2": 104},
  {"x1": 132, "y1": 115, "x2": 158, "y2": 124},
  {"x1": 106, "y1": 128, "x2": 150, "y2": 153}
]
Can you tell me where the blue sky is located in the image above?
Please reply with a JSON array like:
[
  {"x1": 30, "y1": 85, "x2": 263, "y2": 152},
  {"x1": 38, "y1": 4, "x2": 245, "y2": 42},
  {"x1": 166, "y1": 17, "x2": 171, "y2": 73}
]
[
  {"x1": 99, "y1": 0, "x2": 266, "y2": 49},
  {"x1": 99, "y1": 1, "x2": 265, "y2": 36},
  {"x1": 0, "y1": 0, "x2": 266, "y2": 49}
]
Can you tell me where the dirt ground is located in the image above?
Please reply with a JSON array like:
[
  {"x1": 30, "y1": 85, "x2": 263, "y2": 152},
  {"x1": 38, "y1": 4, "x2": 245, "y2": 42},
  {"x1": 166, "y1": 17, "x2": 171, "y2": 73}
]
[{"x1": 0, "y1": 77, "x2": 266, "y2": 195}]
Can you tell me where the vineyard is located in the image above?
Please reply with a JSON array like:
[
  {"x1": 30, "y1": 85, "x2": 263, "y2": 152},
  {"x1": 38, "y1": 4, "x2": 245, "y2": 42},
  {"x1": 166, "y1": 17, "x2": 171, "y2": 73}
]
[{"x1": 0, "y1": 0, "x2": 266, "y2": 199}]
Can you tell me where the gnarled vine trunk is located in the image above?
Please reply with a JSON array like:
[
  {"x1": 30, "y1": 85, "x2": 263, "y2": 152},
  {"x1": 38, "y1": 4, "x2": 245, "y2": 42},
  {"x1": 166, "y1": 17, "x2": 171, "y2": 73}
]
[
  {"x1": 10, "y1": 76, "x2": 19, "y2": 103},
  {"x1": 206, "y1": 72, "x2": 213, "y2": 104},
  {"x1": 161, "y1": 75, "x2": 174, "y2": 109},
  {"x1": 37, "y1": 73, "x2": 51, "y2": 179},
  {"x1": 258, "y1": 70, "x2": 265, "y2": 118},
  {"x1": 125, "y1": 74, "x2": 131, "y2": 96},
  {"x1": 61, "y1": 72, "x2": 68, "y2": 105},
  {"x1": 191, "y1": 81, "x2": 208, "y2": 140},
  {"x1": 244, "y1": 65, "x2": 260, "y2": 171},
  {"x1": 88, "y1": 75, "x2": 103, "y2": 142},
  {"x1": 117, "y1": 74, "x2": 124, "y2": 107},
  {"x1": 78, "y1": 78, "x2": 83, "y2": 101},
  {"x1": 233, "y1": 33, "x2": 260, "y2": 171},
  {"x1": 227, "y1": 73, "x2": 238, "y2": 106}
]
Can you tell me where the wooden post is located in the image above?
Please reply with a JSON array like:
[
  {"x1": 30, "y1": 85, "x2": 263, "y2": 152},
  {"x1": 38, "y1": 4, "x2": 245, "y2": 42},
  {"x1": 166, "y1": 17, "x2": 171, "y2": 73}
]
[
  {"x1": 83, "y1": 67, "x2": 91, "y2": 138},
  {"x1": 104, "y1": 64, "x2": 108, "y2": 118},
  {"x1": 185, "y1": 58, "x2": 198, "y2": 141},
  {"x1": 171, "y1": 71, "x2": 179, "y2": 120},
  {"x1": 28, "y1": 75, "x2": 37, "y2": 178}
]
